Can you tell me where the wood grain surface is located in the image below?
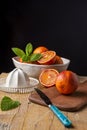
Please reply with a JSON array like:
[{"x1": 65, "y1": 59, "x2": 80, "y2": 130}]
[{"x1": 0, "y1": 73, "x2": 87, "y2": 130}]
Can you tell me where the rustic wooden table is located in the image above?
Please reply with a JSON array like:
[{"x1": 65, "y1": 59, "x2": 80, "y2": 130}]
[{"x1": 0, "y1": 73, "x2": 87, "y2": 130}]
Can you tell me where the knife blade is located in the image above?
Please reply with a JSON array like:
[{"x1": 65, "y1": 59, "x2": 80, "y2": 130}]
[{"x1": 34, "y1": 88, "x2": 72, "y2": 127}]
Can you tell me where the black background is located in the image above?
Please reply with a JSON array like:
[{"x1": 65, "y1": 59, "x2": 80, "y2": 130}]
[{"x1": 1, "y1": 1, "x2": 87, "y2": 75}]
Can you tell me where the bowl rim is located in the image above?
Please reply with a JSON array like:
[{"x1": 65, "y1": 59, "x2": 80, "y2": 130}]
[{"x1": 12, "y1": 56, "x2": 70, "y2": 67}]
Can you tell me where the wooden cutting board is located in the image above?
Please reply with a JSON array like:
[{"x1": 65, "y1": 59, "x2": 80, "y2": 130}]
[{"x1": 29, "y1": 80, "x2": 87, "y2": 112}]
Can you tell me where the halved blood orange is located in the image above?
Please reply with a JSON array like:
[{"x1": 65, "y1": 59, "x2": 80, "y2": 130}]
[
  {"x1": 37, "y1": 50, "x2": 56, "y2": 65},
  {"x1": 33, "y1": 46, "x2": 48, "y2": 54},
  {"x1": 39, "y1": 68, "x2": 59, "y2": 87}
]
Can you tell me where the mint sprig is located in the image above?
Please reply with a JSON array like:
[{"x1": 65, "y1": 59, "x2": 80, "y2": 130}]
[
  {"x1": 25, "y1": 43, "x2": 33, "y2": 56},
  {"x1": 0, "y1": 96, "x2": 21, "y2": 111},
  {"x1": 12, "y1": 48, "x2": 25, "y2": 58},
  {"x1": 29, "y1": 53, "x2": 42, "y2": 62},
  {"x1": 12, "y1": 43, "x2": 42, "y2": 62}
]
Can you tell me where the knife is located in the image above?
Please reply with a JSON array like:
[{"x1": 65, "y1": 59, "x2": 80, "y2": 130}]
[{"x1": 34, "y1": 88, "x2": 72, "y2": 127}]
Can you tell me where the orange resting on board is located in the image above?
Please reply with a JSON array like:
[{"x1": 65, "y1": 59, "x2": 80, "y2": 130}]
[
  {"x1": 39, "y1": 68, "x2": 59, "y2": 87},
  {"x1": 37, "y1": 50, "x2": 56, "y2": 65},
  {"x1": 55, "y1": 70, "x2": 79, "y2": 95}
]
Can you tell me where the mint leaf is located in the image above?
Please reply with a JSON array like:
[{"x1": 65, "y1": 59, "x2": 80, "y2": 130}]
[
  {"x1": 1, "y1": 96, "x2": 21, "y2": 111},
  {"x1": 25, "y1": 43, "x2": 33, "y2": 56},
  {"x1": 22, "y1": 54, "x2": 30, "y2": 62},
  {"x1": 12, "y1": 48, "x2": 25, "y2": 58},
  {"x1": 12, "y1": 43, "x2": 42, "y2": 62},
  {"x1": 30, "y1": 53, "x2": 42, "y2": 62}
]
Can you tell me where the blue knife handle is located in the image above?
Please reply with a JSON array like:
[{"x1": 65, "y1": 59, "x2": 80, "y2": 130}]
[{"x1": 48, "y1": 104, "x2": 72, "y2": 127}]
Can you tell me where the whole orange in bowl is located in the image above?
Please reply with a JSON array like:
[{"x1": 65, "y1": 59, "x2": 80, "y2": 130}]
[
  {"x1": 55, "y1": 70, "x2": 79, "y2": 95},
  {"x1": 54, "y1": 55, "x2": 63, "y2": 64},
  {"x1": 39, "y1": 68, "x2": 59, "y2": 87},
  {"x1": 33, "y1": 46, "x2": 48, "y2": 54},
  {"x1": 12, "y1": 43, "x2": 70, "y2": 78}
]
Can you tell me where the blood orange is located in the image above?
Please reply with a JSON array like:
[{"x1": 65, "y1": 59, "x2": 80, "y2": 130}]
[
  {"x1": 55, "y1": 70, "x2": 79, "y2": 95},
  {"x1": 33, "y1": 46, "x2": 48, "y2": 54},
  {"x1": 39, "y1": 69, "x2": 59, "y2": 87},
  {"x1": 54, "y1": 55, "x2": 63, "y2": 64},
  {"x1": 37, "y1": 50, "x2": 56, "y2": 65}
]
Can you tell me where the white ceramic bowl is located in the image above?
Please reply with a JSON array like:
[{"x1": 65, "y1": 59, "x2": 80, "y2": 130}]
[{"x1": 12, "y1": 56, "x2": 70, "y2": 78}]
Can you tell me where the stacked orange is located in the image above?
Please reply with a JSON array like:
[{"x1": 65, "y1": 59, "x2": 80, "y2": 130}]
[
  {"x1": 12, "y1": 44, "x2": 79, "y2": 95},
  {"x1": 34, "y1": 46, "x2": 79, "y2": 95},
  {"x1": 33, "y1": 46, "x2": 63, "y2": 65}
]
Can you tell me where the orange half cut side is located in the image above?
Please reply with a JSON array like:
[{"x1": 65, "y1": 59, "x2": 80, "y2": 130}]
[
  {"x1": 37, "y1": 50, "x2": 56, "y2": 65},
  {"x1": 39, "y1": 68, "x2": 59, "y2": 87}
]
